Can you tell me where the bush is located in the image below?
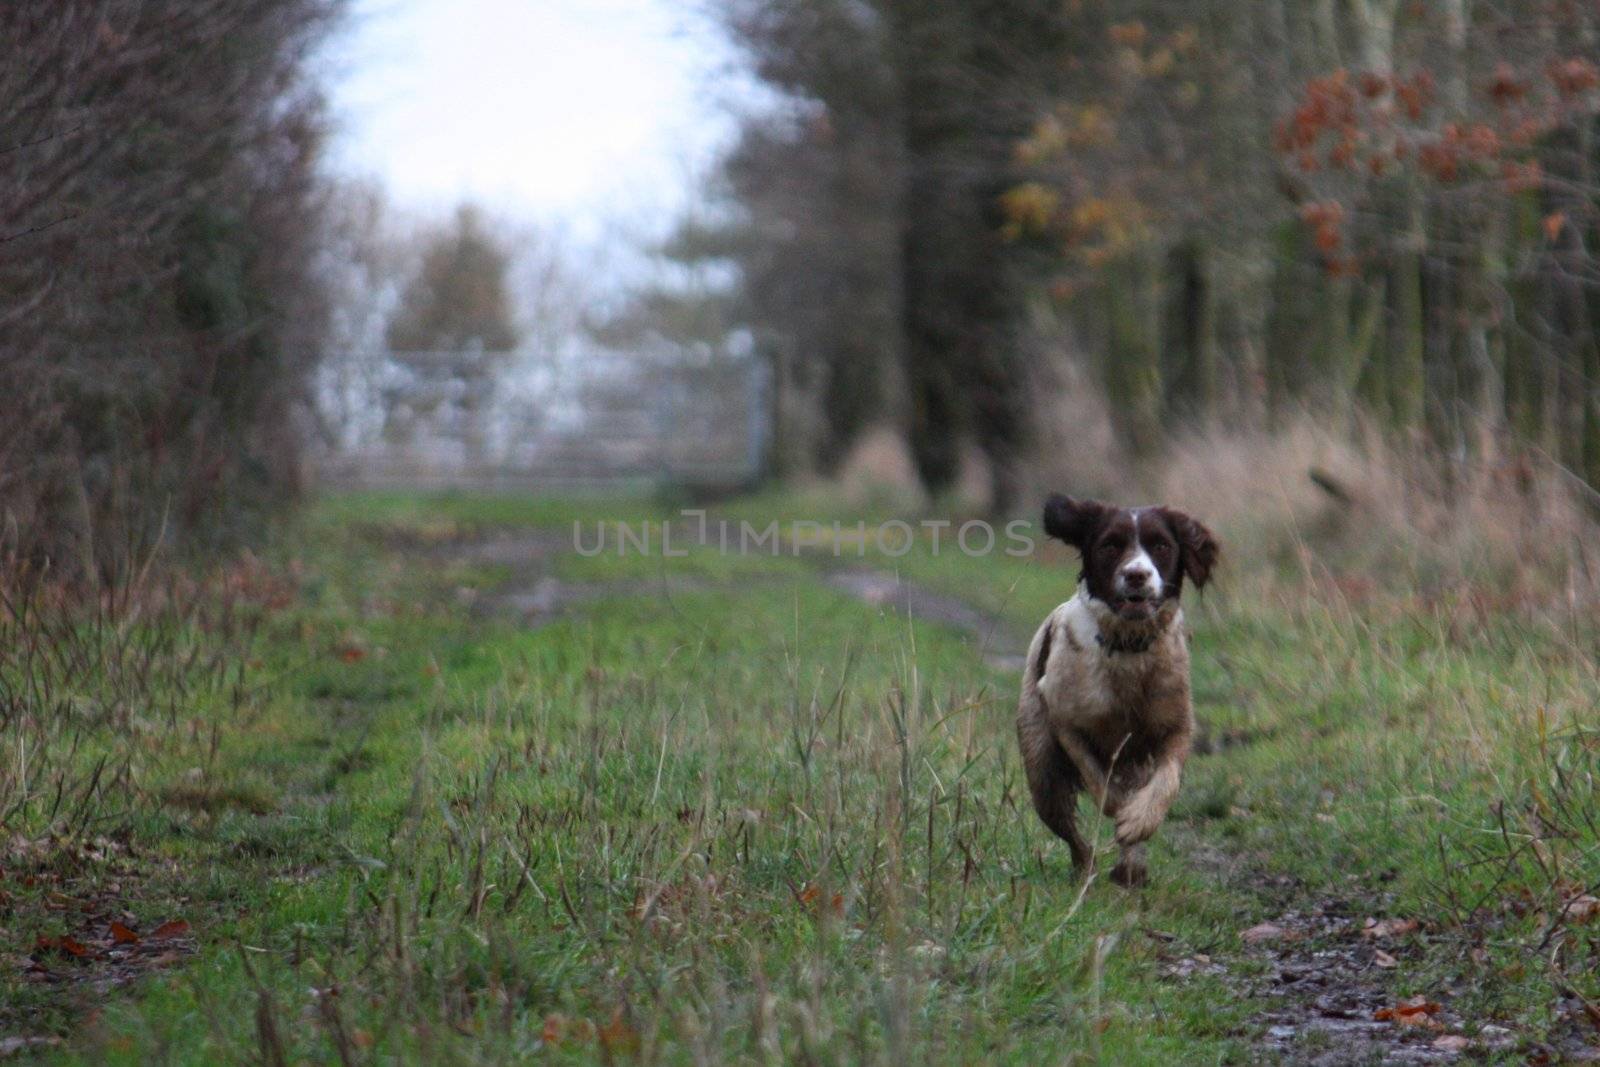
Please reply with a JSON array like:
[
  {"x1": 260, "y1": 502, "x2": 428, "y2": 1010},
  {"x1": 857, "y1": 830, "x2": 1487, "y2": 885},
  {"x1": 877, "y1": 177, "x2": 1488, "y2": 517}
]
[{"x1": 0, "y1": 0, "x2": 344, "y2": 581}]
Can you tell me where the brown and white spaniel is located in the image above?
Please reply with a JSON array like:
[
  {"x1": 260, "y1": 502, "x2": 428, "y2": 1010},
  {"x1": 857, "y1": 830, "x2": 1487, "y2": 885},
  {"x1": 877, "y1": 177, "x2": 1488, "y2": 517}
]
[{"x1": 1017, "y1": 494, "x2": 1220, "y2": 887}]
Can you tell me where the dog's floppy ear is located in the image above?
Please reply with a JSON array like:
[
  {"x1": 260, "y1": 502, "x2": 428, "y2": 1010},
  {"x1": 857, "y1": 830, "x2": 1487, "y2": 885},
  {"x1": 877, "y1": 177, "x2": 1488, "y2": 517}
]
[
  {"x1": 1042, "y1": 494, "x2": 1108, "y2": 552},
  {"x1": 1160, "y1": 507, "x2": 1220, "y2": 589}
]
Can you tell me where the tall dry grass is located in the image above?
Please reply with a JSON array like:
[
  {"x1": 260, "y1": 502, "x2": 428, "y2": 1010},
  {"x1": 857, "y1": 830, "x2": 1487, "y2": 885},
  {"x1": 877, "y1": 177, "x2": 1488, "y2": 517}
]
[{"x1": 1020, "y1": 387, "x2": 1600, "y2": 613}]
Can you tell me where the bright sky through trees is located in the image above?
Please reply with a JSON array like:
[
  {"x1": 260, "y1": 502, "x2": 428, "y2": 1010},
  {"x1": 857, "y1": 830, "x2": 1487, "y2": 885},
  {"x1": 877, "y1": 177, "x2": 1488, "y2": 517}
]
[{"x1": 323, "y1": 0, "x2": 741, "y2": 244}]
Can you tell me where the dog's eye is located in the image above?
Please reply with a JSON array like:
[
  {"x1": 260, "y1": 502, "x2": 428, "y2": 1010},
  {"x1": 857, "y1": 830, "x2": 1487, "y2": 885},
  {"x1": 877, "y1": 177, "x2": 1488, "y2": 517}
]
[{"x1": 1150, "y1": 542, "x2": 1172, "y2": 558}]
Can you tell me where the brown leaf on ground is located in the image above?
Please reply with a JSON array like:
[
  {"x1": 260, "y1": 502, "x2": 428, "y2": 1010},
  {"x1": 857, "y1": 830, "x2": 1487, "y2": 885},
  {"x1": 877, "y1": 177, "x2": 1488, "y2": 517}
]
[
  {"x1": 1240, "y1": 922, "x2": 1290, "y2": 944},
  {"x1": 1360, "y1": 917, "x2": 1419, "y2": 939},
  {"x1": 796, "y1": 883, "x2": 844, "y2": 916},
  {"x1": 1375, "y1": 996, "x2": 1444, "y2": 1029},
  {"x1": 598, "y1": 1008, "x2": 640, "y2": 1057},
  {"x1": 33, "y1": 935, "x2": 94, "y2": 960},
  {"x1": 109, "y1": 921, "x2": 139, "y2": 944},
  {"x1": 149, "y1": 919, "x2": 190, "y2": 940},
  {"x1": 1560, "y1": 894, "x2": 1600, "y2": 924}
]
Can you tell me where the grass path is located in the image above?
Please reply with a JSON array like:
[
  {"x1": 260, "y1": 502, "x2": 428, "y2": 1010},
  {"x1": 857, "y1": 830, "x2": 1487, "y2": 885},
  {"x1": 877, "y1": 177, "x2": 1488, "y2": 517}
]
[{"x1": 5, "y1": 491, "x2": 1598, "y2": 1063}]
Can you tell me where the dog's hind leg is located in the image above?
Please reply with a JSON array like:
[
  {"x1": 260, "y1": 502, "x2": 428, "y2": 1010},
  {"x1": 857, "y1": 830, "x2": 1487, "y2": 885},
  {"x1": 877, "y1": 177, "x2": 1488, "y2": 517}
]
[{"x1": 1110, "y1": 842, "x2": 1148, "y2": 888}]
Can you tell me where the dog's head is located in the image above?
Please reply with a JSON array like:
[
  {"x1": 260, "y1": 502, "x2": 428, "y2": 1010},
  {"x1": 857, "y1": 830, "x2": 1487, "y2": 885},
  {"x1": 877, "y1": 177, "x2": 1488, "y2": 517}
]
[{"x1": 1042, "y1": 494, "x2": 1219, "y2": 621}]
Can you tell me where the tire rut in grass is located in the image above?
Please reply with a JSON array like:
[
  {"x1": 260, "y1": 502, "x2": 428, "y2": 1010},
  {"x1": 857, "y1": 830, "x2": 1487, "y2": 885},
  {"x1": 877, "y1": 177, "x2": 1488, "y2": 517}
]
[
  {"x1": 820, "y1": 568, "x2": 1027, "y2": 671},
  {"x1": 425, "y1": 530, "x2": 786, "y2": 626}
]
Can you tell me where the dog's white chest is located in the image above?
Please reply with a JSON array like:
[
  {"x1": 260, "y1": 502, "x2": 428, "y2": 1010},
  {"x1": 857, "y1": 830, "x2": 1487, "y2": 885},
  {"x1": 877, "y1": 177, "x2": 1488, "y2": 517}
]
[{"x1": 1035, "y1": 593, "x2": 1182, "y2": 731}]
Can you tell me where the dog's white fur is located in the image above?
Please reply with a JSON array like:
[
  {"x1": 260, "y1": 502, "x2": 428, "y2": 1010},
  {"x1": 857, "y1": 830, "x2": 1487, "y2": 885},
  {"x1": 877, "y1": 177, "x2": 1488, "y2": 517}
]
[{"x1": 1017, "y1": 583, "x2": 1194, "y2": 885}]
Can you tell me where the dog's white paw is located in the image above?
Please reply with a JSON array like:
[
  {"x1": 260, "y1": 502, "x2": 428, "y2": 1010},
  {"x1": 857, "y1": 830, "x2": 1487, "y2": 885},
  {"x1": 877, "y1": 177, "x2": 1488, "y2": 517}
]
[{"x1": 1114, "y1": 792, "x2": 1165, "y2": 846}]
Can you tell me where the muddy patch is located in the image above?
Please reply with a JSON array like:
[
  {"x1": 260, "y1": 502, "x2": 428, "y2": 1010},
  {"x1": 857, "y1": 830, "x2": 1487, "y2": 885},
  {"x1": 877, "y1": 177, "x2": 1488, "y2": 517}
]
[{"x1": 1226, "y1": 901, "x2": 1516, "y2": 1065}]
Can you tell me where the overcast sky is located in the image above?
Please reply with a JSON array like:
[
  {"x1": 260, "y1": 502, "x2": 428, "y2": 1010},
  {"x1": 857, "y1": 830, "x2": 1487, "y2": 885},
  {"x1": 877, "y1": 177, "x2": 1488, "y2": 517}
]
[{"x1": 322, "y1": 0, "x2": 747, "y2": 246}]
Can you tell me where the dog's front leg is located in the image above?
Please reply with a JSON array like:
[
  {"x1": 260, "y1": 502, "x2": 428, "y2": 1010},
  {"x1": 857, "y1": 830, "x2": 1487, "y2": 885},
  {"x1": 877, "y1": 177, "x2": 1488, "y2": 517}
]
[{"x1": 1113, "y1": 727, "x2": 1191, "y2": 848}]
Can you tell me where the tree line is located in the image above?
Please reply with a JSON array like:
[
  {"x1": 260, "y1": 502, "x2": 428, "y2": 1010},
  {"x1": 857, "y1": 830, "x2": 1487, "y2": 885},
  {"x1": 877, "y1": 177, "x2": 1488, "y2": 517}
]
[{"x1": 647, "y1": 0, "x2": 1600, "y2": 510}]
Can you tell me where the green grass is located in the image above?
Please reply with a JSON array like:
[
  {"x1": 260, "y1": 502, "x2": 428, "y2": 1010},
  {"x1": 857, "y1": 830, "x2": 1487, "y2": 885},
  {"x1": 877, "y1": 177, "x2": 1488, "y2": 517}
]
[{"x1": 2, "y1": 489, "x2": 1597, "y2": 1063}]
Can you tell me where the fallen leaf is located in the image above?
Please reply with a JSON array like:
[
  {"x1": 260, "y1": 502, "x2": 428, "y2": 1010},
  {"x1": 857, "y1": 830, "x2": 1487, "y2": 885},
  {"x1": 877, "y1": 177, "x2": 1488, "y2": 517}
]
[
  {"x1": 1432, "y1": 1034, "x2": 1470, "y2": 1052},
  {"x1": 598, "y1": 1009, "x2": 640, "y2": 1057},
  {"x1": 109, "y1": 921, "x2": 140, "y2": 945},
  {"x1": 150, "y1": 919, "x2": 190, "y2": 940},
  {"x1": 542, "y1": 1014, "x2": 566, "y2": 1046},
  {"x1": 1561, "y1": 895, "x2": 1600, "y2": 924},
  {"x1": 336, "y1": 644, "x2": 367, "y2": 664},
  {"x1": 1544, "y1": 212, "x2": 1567, "y2": 241},
  {"x1": 1373, "y1": 948, "x2": 1398, "y2": 968},
  {"x1": 1375, "y1": 996, "x2": 1443, "y2": 1028},
  {"x1": 1361, "y1": 917, "x2": 1420, "y2": 939},
  {"x1": 1241, "y1": 922, "x2": 1288, "y2": 944},
  {"x1": 33, "y1": 935, "x2": 93, "y2": 960}
]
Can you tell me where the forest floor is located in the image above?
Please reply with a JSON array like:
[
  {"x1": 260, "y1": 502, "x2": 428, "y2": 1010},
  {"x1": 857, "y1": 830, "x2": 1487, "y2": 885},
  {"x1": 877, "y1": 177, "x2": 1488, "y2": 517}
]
[{"x1": 3, "y1": 489, "x2": 1599, "y2": 1064}]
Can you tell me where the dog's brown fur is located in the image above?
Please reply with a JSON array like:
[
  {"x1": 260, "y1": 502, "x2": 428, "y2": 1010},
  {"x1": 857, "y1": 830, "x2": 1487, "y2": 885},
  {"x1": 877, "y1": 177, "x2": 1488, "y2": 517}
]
[{"x1": 1017, "y1": 495, "x2": 1219, "y2": 887}]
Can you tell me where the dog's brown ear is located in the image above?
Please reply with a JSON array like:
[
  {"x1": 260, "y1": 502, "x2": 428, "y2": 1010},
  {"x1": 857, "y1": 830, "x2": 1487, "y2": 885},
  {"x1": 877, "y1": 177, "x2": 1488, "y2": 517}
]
[
  {"x1": 1160, "y1": 508, "x2": 1220, "y2": 589},
  {"x1": 1042, "y1": 494, "x2": 1108, "y2": 551}
]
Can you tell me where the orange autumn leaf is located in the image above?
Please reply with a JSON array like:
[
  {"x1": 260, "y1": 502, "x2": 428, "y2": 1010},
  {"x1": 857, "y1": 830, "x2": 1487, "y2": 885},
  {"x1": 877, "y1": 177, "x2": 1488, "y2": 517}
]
[
  {"x1": 150, "y1": 919, "x2": 190, "y2": 940},
  {"x1": 1360, "y1": 917, "x2": 1419, "y2": 939},
  {"x1": 109, "y1": 921, "x2": 140, "y2": 944},
  {"x1": 1108, "y1": 21, "x2": 1147, "y2": 48},
  {"x1": 1489, "y1": 62, "x2": 1525, "y2": 105},
  {"x1": 598, "y1": 1009, "x2": 640, "y2": 1057},
  {"x1": 1548, "y1": 56, "x2": 1600, "y2": 97},
  {"x1": 1375, "y1": 996, "x2": 1442, "y2": 1027},
  {"x1": 1544, "y1": 212, "x2": 1567, "y2": 242},
  {"x1": 35, "y1": 935, "x2": 94, "y2": 959}
]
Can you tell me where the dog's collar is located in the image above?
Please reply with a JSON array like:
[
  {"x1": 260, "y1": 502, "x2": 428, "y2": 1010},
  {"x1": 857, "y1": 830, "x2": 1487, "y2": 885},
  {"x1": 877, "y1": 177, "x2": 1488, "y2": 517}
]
[{"x1": 1096, "y1": 630, "x2": 1157, "y2": 655}]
